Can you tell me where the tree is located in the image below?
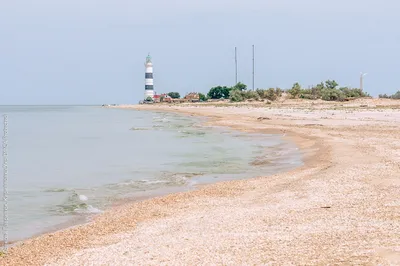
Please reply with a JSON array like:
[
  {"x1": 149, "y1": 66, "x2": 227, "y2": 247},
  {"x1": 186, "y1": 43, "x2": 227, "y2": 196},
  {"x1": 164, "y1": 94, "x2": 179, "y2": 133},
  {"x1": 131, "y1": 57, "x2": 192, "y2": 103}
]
[
  {"x1": 167, "y1": 92, "x2": 180, "y2": 99},
  {"x1": 145, "y1": 96, "x2": 153, "y2": 101},
  {"x1": 198, "y1": 93, "x2": 207, "y2": 101},
  {"x1": 232, "y1": 82, "x2": 247, "y2": 91},
  {"x1": 325, "y1": 80, "x2": 339, "y2": 90},
  {"x1": 393, "y1": 91, "x2": 400, "y2": 99},
  {"x1": 288, "y1": 82, "x2": 301, "y2": 98},
  {"x1": 207, "y1": 86, "x2": 231, "y2": 99}
]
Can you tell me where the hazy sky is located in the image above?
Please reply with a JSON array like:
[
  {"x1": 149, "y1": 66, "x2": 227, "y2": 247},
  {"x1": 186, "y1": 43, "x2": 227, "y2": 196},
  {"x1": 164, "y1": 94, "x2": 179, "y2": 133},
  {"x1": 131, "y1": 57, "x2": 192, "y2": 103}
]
[{"x1": 1, "y1": 0, "x2": 399, "y2": 104}]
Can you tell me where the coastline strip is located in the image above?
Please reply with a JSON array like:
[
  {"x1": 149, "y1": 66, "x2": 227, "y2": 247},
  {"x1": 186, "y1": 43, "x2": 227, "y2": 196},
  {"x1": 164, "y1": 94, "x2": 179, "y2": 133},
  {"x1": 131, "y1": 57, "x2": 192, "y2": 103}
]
[{"x1": 1, "y1": 103, "x2": 400, "y2": 265}]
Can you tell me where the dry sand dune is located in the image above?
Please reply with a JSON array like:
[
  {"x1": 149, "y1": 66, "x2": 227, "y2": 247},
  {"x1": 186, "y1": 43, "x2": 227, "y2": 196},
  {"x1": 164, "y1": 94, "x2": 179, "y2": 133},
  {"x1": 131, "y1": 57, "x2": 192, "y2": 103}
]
[{"x1": 1, "y1": 100, "x2": 400, "y2": 265}]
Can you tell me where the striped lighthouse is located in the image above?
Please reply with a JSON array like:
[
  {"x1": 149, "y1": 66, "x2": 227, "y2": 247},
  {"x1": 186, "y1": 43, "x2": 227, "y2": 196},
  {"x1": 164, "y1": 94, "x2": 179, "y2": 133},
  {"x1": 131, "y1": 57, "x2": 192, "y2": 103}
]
[{"x1": 144, "y1": 54, "x2": 154, "y2": 100}]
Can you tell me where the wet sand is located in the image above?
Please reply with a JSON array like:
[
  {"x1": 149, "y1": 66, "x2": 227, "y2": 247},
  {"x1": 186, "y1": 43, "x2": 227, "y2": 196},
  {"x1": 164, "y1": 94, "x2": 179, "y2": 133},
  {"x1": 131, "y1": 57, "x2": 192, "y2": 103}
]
[{"x1": 1, "y1": 99, "x2": 400, "y2": 265}]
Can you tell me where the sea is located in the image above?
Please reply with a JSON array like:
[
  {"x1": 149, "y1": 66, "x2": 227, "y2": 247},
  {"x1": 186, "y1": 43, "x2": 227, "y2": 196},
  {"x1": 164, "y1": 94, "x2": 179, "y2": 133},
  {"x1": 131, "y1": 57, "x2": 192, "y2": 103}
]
[{"x1": 0, "y1": 105, "x2": 302, "y2": 243}]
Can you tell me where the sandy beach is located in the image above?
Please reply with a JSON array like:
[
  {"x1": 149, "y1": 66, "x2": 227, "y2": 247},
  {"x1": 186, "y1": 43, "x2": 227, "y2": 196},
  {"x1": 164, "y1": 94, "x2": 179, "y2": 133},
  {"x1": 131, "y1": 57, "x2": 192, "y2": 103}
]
[{"x1": 1, "y1": 99, "x2": 400, "y2": 265}]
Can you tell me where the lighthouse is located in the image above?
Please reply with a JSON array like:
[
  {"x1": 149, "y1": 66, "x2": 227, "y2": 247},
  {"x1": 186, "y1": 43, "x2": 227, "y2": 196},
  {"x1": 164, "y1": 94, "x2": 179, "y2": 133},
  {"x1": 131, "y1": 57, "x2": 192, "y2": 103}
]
[{"x1": 144, "y1": 54, "x2": 154, "y2": 100}]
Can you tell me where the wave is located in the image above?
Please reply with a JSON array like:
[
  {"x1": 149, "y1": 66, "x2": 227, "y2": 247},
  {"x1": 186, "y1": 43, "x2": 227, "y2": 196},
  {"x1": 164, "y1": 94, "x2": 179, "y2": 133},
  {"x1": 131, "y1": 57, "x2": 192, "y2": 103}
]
[
  {"x1": 106, "y1": 172, "x2": 204, "y2": 192},
  {"x1": 52, "y1": 192, "x2": 102, "y2": 215}
]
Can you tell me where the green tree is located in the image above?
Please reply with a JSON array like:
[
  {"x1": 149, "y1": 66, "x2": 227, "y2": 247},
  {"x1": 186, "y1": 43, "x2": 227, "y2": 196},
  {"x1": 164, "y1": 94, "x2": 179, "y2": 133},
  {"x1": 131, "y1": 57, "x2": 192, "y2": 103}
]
[
  {"x1": 198, "y1": 93, "x2": 207, "y2": 101},
  {"x1": 207, "y1": 86, "x2": 231, "y2": 99},
  {"x1": 145, "y1": 96, "x2": 153, "y2": 101},
  {"x1": 325, "y1": 80, "x2": 339, "y2": 90},
  {"x1": 288, "y1": 82, "x2": 301, "y2": 98},
  {"x1": 167, "y1": 92, "x2": 180, "y2": 99},
  {"x1": 232, "y1": 82, "x2": 247, "y2": 91}
]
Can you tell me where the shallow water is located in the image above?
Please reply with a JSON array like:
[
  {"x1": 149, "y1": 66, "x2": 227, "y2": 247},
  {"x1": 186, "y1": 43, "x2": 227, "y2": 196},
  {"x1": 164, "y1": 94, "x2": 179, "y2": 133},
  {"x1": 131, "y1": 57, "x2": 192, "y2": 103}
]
[{"x1": 0, "y1": 106, "x2": 302, "y2": 242}]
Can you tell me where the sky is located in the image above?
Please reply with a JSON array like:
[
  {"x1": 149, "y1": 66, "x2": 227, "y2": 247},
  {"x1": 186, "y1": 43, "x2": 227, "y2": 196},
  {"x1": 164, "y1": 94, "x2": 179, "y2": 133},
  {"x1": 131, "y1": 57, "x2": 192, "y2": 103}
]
[{"x1": 0, "y1": 0, "x2": 399, "y2": 104}]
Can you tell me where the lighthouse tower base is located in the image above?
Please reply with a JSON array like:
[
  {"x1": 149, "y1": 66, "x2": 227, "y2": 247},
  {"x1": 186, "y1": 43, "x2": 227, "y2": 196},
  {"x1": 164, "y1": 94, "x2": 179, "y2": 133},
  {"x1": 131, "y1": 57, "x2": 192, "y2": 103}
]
[{"x1": 144, "y1": 90, "x2": 154, "y2": 100}]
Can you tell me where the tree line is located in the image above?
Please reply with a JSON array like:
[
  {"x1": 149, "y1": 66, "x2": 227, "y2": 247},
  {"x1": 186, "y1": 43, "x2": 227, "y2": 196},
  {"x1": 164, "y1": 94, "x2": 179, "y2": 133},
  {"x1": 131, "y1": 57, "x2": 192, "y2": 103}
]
[
  {"x1": 203, "y1": 80, "x2": 370, "y2": 102},
  {"x1": 378, "y1": 91, "x2": 400, "y2": 99},
  {"x1": 161, "y1": 81, "x2": 398, "y2": 103}
]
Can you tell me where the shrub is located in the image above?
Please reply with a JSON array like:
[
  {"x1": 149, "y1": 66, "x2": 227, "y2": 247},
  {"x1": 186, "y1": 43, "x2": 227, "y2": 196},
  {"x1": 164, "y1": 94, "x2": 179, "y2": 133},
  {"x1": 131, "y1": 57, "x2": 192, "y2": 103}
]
[
  {"x1": 321, "y1": 88, "x2": 346, "y2": 101},
  {"x1": 229, "y1": 90, "x2": 259, "y2": 102},
  {"x1": 229, "y1": 89, "x2": 244, "y2": 102},
  {"x1": 275, "y1": 88, "x2": 283, "y2": 97},
  {"x1": 198, "y1": 93, "x2": 207, "y2": 101},
  {"x1": 265, "y1": 88, "x2": 278, "y2": 101},
  {"x1": 288, "y1": 83, "x2": 301, "y2": 98},
  {"x1": 299, "y1": 88, "x2": 314, "y2": 100},
  {"x1": 256, "y1": 88, "x2": 281, "y2": 101},
  {"x1": 243, "y1": 90, "x2": 260, "y2": 100}
]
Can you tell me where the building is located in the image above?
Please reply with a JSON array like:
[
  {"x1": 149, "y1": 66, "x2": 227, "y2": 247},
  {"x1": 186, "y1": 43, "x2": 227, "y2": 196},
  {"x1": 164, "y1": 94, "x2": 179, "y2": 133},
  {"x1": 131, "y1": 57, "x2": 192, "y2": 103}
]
[
  {"x1": 153, "y1": 94, "x2": 161, "y2": 103},
  {"x1": 160, "y1": 93, "x2": 172, "y2": 103},
  {"x1": 184, "y1": 92, "x2": 200, "y2": 102},
  {"x1": 144, "y1": 54, "x2": 154, "y2": 100}
]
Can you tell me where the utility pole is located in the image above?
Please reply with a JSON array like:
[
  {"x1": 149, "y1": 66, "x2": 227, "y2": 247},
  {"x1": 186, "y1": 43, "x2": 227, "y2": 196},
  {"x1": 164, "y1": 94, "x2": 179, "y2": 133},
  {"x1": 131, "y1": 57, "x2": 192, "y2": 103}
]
[
  {"x1": 235, "y1": 47, "x2": 238, "y2": 85},
  {"x1": 252, "y1": 45, "x2": 255, "y2": 90}
]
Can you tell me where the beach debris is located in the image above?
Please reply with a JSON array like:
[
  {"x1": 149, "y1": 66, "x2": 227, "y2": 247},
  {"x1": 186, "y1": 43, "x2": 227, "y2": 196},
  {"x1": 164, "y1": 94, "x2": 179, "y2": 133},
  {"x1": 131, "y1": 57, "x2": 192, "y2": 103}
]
[
  {"x1": 320, "y1": 206, "x2": 331, "y2": 209},
  {"x1": 257, "y1": 117, "x2": 271, "y2": 121}
]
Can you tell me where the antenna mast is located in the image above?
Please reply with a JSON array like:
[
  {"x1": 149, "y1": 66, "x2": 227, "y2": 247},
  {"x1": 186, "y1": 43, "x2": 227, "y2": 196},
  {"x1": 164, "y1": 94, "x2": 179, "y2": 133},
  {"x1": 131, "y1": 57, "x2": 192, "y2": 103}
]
[
  {"x1": 252, "y1": 45, "x2": 255, "y2": 91},
  {"x1": 235, "y1": 47, "x2": 238, "y2": 85}
]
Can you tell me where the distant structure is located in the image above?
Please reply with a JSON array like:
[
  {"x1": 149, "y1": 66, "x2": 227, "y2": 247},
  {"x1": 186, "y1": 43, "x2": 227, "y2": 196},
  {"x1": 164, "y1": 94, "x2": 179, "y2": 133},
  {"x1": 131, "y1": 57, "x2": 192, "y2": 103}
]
[
  {"x1": 144, "y1": 54, "x2": 154, "y2": 100},
  {"x1": 360, "y1": 72, "x2": 367, "y2": 92}
]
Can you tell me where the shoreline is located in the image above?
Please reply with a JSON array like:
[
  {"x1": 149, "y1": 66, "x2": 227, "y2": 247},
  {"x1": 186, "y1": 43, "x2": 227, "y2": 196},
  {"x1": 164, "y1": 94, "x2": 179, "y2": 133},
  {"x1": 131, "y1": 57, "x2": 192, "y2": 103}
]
[
  {"x1": 1, "y1": 108, "x2": 301, "y2": 249},
  {"x1": 1, "y1": 102, "x2": 400, "y2": 265}
]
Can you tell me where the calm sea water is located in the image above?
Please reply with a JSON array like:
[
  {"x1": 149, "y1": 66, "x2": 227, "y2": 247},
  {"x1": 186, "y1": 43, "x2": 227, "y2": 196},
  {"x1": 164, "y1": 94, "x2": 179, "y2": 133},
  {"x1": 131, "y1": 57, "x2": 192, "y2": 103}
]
[{"x1": 0, "y1": 105, "x2": 302, "y2": 242}]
